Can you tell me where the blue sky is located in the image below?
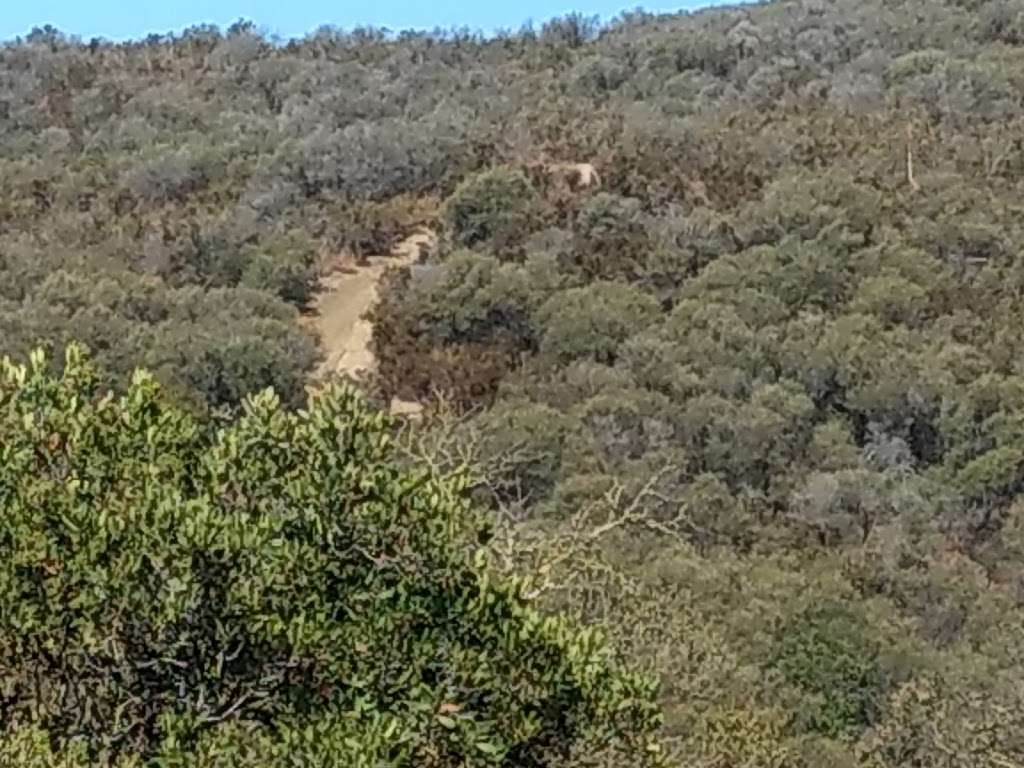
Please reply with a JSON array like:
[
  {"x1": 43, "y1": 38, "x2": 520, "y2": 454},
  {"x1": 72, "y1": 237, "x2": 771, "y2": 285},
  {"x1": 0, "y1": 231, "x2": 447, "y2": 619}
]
[{"x1": 2, "y1": 1, "x2": 722, "y2": 42}]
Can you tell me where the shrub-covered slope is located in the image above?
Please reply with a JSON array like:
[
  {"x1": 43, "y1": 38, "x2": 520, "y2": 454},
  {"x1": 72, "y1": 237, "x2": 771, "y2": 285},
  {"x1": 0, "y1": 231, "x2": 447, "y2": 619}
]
[{"x1": 5, "y1": 1, "x2": 1024, "y2": 764}]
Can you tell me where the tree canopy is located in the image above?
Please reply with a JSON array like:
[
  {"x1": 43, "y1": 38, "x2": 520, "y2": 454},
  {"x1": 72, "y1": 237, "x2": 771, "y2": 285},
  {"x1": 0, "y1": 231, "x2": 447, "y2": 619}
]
[{"x1": 0, "y1": 345, "x2": 663, "y2": 767}]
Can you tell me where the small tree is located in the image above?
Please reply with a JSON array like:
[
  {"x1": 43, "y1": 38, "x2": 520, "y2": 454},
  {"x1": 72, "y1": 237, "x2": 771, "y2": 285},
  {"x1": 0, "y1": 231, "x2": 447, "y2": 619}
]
[{"x1": 0, "y1": 345, "x2": 664, "y2": 767}]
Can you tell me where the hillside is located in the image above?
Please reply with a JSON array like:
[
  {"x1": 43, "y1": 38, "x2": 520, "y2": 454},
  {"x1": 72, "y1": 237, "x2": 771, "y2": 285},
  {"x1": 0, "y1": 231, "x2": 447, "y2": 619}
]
[{"x1": 4, "y1": 1, "x2": 1024, "y2": 765}]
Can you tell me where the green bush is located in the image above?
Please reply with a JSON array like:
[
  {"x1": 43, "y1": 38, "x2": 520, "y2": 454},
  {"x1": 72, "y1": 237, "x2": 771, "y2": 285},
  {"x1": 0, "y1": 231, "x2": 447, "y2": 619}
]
[
  {"x1": 571, "y1": 192, "x2": 650, "y2": 282},
  {"x1": 537, "y1": 282, "x2": 660, "y2": 365},
  {"x1": 240, "y1": 232, "x2": 317, "y2": 307},
  {"x1": 0, "y1": 345, "x2": 664, "y2": 767},
  {"x1": 771, "y1": 605, "x2": 884, "y2": 740},
  {"x1": 443, "y1": 168, "x2": 543, "y2": 256}
]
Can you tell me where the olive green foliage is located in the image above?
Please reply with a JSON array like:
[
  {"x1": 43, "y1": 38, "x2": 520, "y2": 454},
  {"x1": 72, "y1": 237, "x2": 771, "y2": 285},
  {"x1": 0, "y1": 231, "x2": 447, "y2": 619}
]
[
  {"x1": 444, "y1": 168, "x2": 543, "y2": 256},
  {"x1": 536, "y1": 282, "x2": 660, "y2": 365},
  {"x1": 771, "y1": 606, "x2": 884, "y2": 740},
  {"x1": 365, "y1": 1, "x2": 1024, "y2": 763},
  {"x1": 10, "y1": 2, "x2": 1024, "y2": 764},
  {"x1": 0, "y1": 346, "x2": 663, "y2": 767}
]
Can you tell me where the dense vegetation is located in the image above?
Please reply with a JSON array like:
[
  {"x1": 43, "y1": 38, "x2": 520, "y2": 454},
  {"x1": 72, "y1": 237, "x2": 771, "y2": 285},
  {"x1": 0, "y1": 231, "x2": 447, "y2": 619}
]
[
  {"x1": 0, "y1": 345, "x2": 662, "y2": 766},
  {"x1": 5, "y1": 0, "x2": 1024, "y2": 764}
]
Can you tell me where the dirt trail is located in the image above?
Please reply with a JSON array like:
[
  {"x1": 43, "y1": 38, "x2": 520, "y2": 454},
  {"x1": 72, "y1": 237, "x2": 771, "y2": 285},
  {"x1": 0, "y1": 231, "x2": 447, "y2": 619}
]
[{"x1": 309, "y1": 230, "x2": 435, "y2": 411}]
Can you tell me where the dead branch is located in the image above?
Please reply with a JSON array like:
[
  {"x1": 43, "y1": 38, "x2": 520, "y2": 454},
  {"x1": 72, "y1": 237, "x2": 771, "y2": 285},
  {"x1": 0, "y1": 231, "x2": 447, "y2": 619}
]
[{"x1": 906, "y1": 123, "x2": 921, "y2": 193}]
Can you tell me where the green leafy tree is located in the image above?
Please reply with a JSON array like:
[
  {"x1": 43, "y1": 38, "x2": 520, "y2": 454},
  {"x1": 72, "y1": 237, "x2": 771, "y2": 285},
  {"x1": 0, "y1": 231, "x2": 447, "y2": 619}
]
[{"x1": 0, "y1": 345, "x2": 664, "y2": 767}]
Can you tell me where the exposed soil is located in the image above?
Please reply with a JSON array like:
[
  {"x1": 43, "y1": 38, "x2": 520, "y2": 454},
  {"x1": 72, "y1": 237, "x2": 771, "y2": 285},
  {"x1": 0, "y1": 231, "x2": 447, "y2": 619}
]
[{"x1": 307, "y1": 230, "x2": 435, "y2": 414}]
